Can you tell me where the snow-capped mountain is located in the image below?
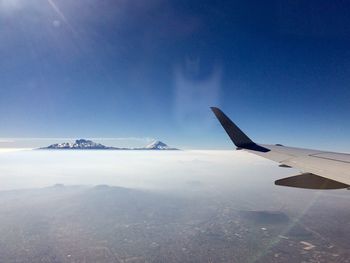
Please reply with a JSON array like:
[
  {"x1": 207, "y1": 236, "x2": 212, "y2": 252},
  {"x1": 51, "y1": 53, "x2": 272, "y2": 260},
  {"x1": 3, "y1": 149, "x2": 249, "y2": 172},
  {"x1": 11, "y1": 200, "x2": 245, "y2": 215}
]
[
  {"x1": 41, "y1": 139, "x2": 118, "y2": 150},
  {"x1": 39, "y1": 139, "x2": 178, "y2": 150},
  {"x1": 143, "y1": 140, "x2": 178, "y2": 150}
]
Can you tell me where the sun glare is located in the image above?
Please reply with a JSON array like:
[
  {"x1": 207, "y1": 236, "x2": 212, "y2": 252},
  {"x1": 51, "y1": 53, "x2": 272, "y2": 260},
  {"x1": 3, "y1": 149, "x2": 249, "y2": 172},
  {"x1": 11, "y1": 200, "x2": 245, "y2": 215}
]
[{"x1": 0, "y1": 0, "x2": 22, "y2": 10}]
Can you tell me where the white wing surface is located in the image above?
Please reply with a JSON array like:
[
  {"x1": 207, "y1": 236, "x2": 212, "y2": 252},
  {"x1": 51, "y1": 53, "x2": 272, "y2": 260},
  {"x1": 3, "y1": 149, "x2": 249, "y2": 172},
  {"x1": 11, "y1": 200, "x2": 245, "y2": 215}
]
[{"x1": 211, "y1": 107, "x2": 350, "y2": 189}]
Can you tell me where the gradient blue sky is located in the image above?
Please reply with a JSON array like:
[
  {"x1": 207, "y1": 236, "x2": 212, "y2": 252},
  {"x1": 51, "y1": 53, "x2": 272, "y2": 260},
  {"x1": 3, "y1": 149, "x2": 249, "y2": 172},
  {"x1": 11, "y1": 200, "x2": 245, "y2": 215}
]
[{"x1": 1, "y1": 0, "x2": 350, "y2": 150}]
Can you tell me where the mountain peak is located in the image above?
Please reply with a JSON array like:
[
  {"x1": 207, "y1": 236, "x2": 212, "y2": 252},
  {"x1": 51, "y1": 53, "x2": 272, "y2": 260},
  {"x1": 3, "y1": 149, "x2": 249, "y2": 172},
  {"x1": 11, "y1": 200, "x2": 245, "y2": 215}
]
[
  {"x1": 41, "y1": 139, "x2": 113, "y2": 150},
  {"x1": 145, "y1": 140, "x2": 177, "y2": 150},
  {"x1": 73, "y1": 139, "x2": 107, "y2": 149}
]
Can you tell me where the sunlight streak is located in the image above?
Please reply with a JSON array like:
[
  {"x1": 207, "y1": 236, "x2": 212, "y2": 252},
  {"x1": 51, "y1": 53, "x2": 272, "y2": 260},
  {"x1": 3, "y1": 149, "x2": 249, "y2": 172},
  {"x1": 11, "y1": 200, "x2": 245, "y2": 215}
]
[{"x1": 46, "y1": 0, "x2": 77, "y2": 36}]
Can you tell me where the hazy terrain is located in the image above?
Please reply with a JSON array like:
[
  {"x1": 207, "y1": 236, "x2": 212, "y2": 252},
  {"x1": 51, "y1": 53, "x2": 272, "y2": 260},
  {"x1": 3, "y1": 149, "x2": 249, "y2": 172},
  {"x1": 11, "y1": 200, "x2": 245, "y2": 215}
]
[{"x1": 0, "y1": 150, "x2": 349, "y2": 262}]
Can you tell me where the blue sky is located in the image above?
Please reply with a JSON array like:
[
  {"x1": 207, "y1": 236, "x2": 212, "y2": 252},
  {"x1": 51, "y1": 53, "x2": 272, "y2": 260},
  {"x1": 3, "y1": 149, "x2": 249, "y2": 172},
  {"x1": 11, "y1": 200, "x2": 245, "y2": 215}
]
[{"x1": 1, "y1": 0, "x2": 350, "y2": 150}]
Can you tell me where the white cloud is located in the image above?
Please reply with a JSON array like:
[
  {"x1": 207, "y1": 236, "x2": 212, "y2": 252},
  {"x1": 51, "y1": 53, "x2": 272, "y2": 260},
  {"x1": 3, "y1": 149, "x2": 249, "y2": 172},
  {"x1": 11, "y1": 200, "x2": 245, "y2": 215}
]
[{"x1": 0, "y1": 139, "x2": 14, "y2": 143}]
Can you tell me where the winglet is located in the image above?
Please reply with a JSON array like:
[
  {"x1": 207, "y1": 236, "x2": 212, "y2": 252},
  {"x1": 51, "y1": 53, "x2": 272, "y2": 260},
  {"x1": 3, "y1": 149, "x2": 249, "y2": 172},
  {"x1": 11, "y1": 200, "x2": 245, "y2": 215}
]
[{"x1": 210, "y1": 107, "x2": 270, "y2": 152}]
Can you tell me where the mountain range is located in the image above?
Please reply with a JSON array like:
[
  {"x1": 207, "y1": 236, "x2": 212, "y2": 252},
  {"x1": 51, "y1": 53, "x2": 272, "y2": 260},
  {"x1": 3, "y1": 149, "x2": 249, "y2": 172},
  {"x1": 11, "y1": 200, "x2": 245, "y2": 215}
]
[{"x1": 39, "y1": 139, "x2": 178, "y2": 150}]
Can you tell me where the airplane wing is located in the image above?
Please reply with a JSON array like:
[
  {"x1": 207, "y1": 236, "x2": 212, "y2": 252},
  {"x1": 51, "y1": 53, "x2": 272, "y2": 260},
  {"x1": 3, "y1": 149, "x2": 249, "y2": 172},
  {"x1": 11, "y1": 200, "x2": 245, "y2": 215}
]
[{"x1": 211, "y1": 107, "x2": 350, "y2": 190}]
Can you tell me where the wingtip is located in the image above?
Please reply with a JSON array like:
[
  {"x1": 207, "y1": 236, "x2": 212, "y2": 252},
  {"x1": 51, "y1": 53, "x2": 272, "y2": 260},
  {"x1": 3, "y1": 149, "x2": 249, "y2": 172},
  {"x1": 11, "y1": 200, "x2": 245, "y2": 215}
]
[
  {"x1": 210, "y1": 106, "x2": 221, "y2": 113},
  {"x1": 209, "y1": 106, "x2": 270, "y2": 152},
  {"x1": 210, "y1": 107, "x2": 226, "y2": 120}
]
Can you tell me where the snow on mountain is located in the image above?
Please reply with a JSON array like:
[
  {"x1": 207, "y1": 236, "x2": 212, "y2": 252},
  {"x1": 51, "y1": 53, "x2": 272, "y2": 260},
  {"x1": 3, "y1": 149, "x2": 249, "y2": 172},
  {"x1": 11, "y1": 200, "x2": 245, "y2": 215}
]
[
  {"x1": 39, "y1": 139, "x2": 178, "y2": 150},
  {"x1": 41, "y1": 139, "x2": 116, "y2": 150},
  {"x1": 143, "y1": 140, "x2": 178, "y2": 150}
]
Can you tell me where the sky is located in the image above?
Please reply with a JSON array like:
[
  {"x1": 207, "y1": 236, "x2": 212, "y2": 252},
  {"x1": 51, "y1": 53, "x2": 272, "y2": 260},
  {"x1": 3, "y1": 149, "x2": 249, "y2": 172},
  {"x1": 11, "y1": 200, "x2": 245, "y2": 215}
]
[{"x1": 1, "y1": 0, "x2": 350, "y2": 150}]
